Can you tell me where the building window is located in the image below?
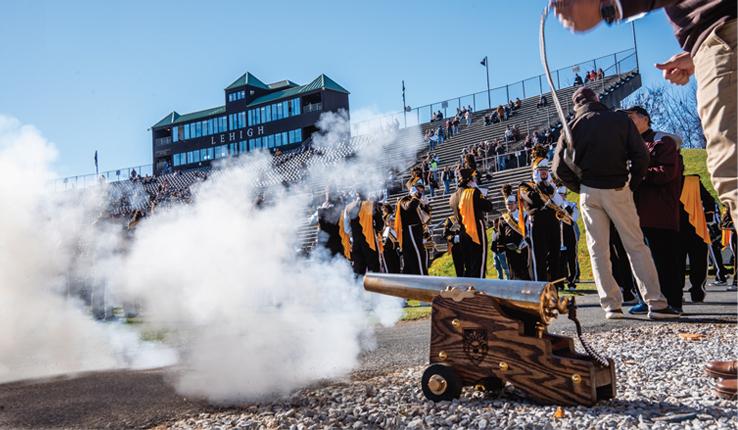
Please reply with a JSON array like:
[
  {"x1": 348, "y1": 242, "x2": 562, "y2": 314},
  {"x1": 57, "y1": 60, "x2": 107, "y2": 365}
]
[{"x1": 172, "y1": 127, "x2": 179, "y2": 142}]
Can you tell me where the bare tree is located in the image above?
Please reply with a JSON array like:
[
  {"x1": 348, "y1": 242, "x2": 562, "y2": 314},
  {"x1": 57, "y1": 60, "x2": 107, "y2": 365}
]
[{"x1": 624, "y1": 83, "x2": 706, "y2": 148}]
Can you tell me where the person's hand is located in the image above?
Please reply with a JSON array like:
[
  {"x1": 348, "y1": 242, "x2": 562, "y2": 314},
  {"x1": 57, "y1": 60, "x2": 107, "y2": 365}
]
[
  {"x1": 655, "y1": 52, "x2": 694, "y2": 85},
  {"x1": 552, "y1": 0, "x2": 602, "y2": 32}
]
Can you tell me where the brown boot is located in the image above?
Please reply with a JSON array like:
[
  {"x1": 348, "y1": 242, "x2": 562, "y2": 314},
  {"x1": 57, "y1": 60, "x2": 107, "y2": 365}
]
[
  {"x1": 705, "y1": 360, "x2": 738, "y2": 379},
  {"x1": 715, "y1": 378, "x2": 737, "y2": 400}
]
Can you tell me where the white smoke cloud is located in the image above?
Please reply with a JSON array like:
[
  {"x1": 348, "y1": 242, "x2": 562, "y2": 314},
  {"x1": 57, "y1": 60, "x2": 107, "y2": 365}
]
[
  {"x1": 0, "y1": 110, "x2": 420, "y2": 403},
  {"x1": 0, "y1": 115, "x2": 175, "y2": 383}
]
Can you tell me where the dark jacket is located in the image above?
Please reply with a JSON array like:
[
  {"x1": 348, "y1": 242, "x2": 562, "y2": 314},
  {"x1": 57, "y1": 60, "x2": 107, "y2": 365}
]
[
  {"x1": 552, "y1": 102, "x2": 649, "y2": 193},
  {"x1": 620, "y1": 0, "x2": 736, "y2": 56},
  {"x1": 634, "y1": 129, "x2": 684, "y2": 231}
]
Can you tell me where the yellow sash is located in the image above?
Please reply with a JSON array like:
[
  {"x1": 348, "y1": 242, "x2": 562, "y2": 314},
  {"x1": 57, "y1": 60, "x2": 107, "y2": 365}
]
[
  {"x1": 459, "y1": 188, "x2": 480, "y2": 245},
  {"x1": 394, "y1": 201, "x2": 404, "y2": 250},
  {"x1": 359, "y1": 201, "x2": 378, "y2": 252},
  {"x1": 680, "y1": 176, "x2": 710, "y2": 245},
  {"x1": 338, "y1": 210, "x2": 352, "y2": 259}
]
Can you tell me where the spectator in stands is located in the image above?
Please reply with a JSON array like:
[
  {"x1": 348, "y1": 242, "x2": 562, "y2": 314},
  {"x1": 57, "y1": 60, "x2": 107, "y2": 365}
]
[
  {"x1": 496, "y1": 105, "x2": 505, "y2": 122},
  {"x1": 467, "y1": 104, "x2": 473, "y2": 113},
  {"x1": 491, "y1": 110, "x2": 499, "y2": 124},
  {"x1": 452, "y1": 116, "x2": 460, "y2": 135},
  {"x1": 537, "y1": 94, "x2": 548, "y2": 109},
  {"x1": 130, "y1": 169, "x2": 138, "y2": 181},
  {"x1": 511, "y1": 124, "x2": 521, "y2": 141},
  {"x1": 514, "y1": 97, "x2": 522, "y2": 110},
  {"x1": 484, "y1": 112, "x2": 492, "y2": 126},
  {"x1": 504, "y1": 104, "x2": 512, "y2": 120},
  {"x1": 445, "y1": 119, "x2": 452, "y2": 138},
  {"x1": 504, "y1": 125, "x2": 514, "y2": 143},
  {"x1": 442, "y1": 167, "x2": 453, "y2": 195},
  {"x1": 495, "y1": 140, "x2": 506, "y2": 171},
  {"x1": 437, "y1": 124, "x2": 445, "y2": 145},
  {"x1": 574, "y1": 73, "x2": 584, "y2": 86},
  {"x1": 464, "y1": 110, "x2": 472, "y2": 126},
  {"x1": 597, "y1": 68, "x2": 605, "y2": 80}
]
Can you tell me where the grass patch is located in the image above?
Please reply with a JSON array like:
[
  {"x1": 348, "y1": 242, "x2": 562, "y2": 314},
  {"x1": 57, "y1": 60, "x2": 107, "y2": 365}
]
[{"x1": 401, "y1": 306, "x2": 432, "y2": 321}]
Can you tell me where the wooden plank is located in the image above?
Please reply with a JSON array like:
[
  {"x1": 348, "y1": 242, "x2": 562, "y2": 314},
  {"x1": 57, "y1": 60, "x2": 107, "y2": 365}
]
[{"x1": 429, "y1": 295, "x2": 615, "y2": 406}]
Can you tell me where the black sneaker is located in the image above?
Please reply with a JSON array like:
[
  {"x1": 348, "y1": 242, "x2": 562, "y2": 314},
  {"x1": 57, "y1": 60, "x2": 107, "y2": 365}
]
[{"x1": 648, "y1": 306, "x2": 682, "y2": 320}]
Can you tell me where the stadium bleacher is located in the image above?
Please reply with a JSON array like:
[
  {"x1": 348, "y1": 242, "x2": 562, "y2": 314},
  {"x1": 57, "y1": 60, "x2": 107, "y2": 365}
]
[{"x1": 102, "y1": 65, "x2": 640, "y2": 255}]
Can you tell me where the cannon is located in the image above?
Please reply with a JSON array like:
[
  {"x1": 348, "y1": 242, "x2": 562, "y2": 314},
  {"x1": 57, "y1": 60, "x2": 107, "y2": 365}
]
[{"x1": 364, "y1": 273, "x2": 616, "y2": 406}]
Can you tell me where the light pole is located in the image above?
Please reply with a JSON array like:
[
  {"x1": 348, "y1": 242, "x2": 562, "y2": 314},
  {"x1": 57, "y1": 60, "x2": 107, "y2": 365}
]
[
  {"x1": 631, "y1": 21, "x2": 640, "y2": 72},
  {"x1": 402, "y1": 80, "x2": 407, "y2": 128},
  {"x1": 481, "y1": 56, "x2": 491, "y2": 109}
]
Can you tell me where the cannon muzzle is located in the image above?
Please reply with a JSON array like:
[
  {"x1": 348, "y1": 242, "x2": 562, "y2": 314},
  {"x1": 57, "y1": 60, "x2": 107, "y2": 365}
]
[{"x1": 364, "y1": 273, "x2": 569, "y2": 325}]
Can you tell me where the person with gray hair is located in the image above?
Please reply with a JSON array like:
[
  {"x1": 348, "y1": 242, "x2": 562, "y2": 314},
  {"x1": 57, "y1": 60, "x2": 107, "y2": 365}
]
[{"x1": 552, "y1": 86, "x2": 681, "y2": 320}]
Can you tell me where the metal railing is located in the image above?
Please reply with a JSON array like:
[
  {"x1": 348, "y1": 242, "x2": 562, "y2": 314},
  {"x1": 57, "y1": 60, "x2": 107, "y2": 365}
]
[
  {"x1": 154, "y1": 136, "x2": 172, "y2": 146},
  {"x1": 350, "y1": 48, "x2": 637, "y2": 134},
  {"x1": 303, "y1": 103, "x2": 322, "y2": 113},
  {"x1": 52, "y1": 164, "x2": 154, "y2": 191}
]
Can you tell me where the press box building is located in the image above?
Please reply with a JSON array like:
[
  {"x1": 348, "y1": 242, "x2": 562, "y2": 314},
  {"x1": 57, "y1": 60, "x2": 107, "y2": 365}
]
[{"x1": 151, "y1": 72, "x2": 350, "y2": 174}]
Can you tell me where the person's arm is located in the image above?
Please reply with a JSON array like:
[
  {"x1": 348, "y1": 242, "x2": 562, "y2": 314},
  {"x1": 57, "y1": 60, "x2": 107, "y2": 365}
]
[
  {"x1": 553, "y1": 0, "x2": 679, "y2": 31},
  {"x1": 400, "y1": 196, "x2": 419, "y2": 211},
  {"x1": 476, "y1": 189, "x2": 495, "y2": 212},
  {"x1": 551, "y1": 135, "x2": 581, "y2": 193},
  {"x1": 625, "y1": 119, "x2": 649, "y2": 190},
  {"x1": 644, "y1": 138, "x2": 680, "y2": 185}
]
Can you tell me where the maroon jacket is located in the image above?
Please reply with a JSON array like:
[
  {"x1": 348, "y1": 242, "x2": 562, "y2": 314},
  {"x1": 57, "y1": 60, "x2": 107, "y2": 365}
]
[
  {"x1": 635, "y1": 129, "x2": 684, "y2": 231},
  {"x1": 620, "y1": 0, "x2": 736, "y2": 55}
]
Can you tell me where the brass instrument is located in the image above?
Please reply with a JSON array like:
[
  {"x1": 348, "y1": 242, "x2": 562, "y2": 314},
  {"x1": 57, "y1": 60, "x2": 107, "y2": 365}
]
[
  {"x1": 363, "y1": 273, "x2": 615, "y2": 405},
  {"x1": 532, "y1": 182, "x2": 573, "y2": 225}
]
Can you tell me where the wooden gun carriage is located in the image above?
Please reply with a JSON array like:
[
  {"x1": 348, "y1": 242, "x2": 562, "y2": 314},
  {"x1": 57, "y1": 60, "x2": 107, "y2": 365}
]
[{"x1": 364, "y1": 273, "x2": 615, "y2": 406}]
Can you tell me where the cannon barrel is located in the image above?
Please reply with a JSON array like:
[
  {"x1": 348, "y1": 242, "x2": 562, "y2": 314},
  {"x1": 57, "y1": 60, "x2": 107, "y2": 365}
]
[{"x1": 364, "y1": 273, "x2": 567, "y2": 324}]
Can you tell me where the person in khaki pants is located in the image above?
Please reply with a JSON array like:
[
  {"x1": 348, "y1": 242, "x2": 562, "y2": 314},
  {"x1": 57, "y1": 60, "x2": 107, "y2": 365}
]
[
  {"x1": 552, "y1": 87, "x2": 680, "y2": 320},
  {"x1": 553, "y1": 0, "x2": 737, "y2": 400},
  {"x1": 553, "y1": 0, "x2": 737, "y2": 231}
]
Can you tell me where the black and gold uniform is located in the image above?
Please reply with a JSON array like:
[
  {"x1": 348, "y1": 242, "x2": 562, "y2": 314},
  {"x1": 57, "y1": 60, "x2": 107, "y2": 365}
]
[
  {"x1": 499, "y1": 195, "x2": 530, "y2": 280},
  {"x1": 395, "y1": 179, "x2": 431, "y2": 275},
  {"x1": 449, "y1": 169, "x2": 495, "y2": 278},
  {"x1": 345, "y1": 196, "x2": 384, "y2": 275},
  {"x1": 314, "y1": 192, "x2": 345, "y2": 258},
  {"x1": 381, "y1": 204, "x2": 402, "y2": 274},
  {"x1": 442, "y1": 215, "x2": 464, "y2": 277},
  {"x1": 556, "y1": 186, "x2": 579, "y2": 290},
  {"x1": 518, "y1": 159, "x2": 561, "y2": 282}
]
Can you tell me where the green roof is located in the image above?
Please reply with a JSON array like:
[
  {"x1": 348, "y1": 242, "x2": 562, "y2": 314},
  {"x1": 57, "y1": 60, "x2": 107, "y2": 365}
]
[
  {"x1": 154, "y1": 74, "x2": 348, "y2": 129},
  {"x1": 247, "y1": 74, "x2": 349, "y2": 107},
  {"x1": 225, "y1": 72, "x2": 268, "y2": 91},
  {"x1": 152, "y1": 111, "x2": 180, "y2": 129},
  {"x1": 152, "y1": 106, "x2": 225, "y2": 129},
  {"x1": 268, "y1": 80, "x2": 299, "y2": 90}
]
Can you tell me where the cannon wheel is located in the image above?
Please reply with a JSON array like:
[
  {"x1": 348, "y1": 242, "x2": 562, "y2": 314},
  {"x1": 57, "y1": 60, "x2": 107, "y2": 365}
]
[{"x1": 421, "y1": 364, "x2": 462, "y2": 402}]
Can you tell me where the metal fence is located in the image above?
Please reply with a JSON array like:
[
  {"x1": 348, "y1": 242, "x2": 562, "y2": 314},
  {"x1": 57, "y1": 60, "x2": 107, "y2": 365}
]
[
  {"x1": 53, "y1": 164, "x2": 154, "y2": 191},
  {"x1": 350, "y1": 48, "x2": 637, "y2": 133}
]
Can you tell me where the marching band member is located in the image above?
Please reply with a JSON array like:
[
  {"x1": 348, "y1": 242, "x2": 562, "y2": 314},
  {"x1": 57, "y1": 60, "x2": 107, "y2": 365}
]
[
  {"x1": 557, "y1": 185, "x2": 580, "y2": 290},
  {"x1": 395, "y1": 178, "x2": 432, "y2": 275},
  {"x1": 311, "y1": 189, "x2": 345, "y2": 258},
  {"x1": 519, "y1": 159, "x2": 561, "y2": 283},
  {"x1": 677, "y1": 174, "x2": 715, "y2": 303},
  {"x1": 442, "y1": 214, "x2": 464, "y2": 277},
  {"x1": 449, "y1": 168, "x2": 495, "y2": 278},
  {"x1": 498, "y1": 189, "x2": 530, "y2": 280},
  {"x1": 344, "y1": 192, "x2": 384, "y2": 275},
  {"x1": 380, "y1": 203, "x2": 402, "y2": 273}
]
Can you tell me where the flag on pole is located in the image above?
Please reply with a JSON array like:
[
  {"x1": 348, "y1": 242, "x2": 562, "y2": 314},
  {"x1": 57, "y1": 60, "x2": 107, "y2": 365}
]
[
  {"x1": 94, "y1": 150, "x2": 99, "y2": 175},
  {"x1": 480, "y1": 56, "x2": 488, "y2": 67}
]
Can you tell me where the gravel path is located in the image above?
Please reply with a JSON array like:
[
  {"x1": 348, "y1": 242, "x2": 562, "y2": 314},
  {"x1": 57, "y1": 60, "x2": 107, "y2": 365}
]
[{"x1": 165, "y1": 323, "x2": 738, "y2": 430}]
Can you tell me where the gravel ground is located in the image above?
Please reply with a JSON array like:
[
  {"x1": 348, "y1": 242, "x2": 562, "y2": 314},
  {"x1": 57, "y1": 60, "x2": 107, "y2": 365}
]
[{"x1": 164, "y1": 323, "x2": 737, "y2": 430}]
